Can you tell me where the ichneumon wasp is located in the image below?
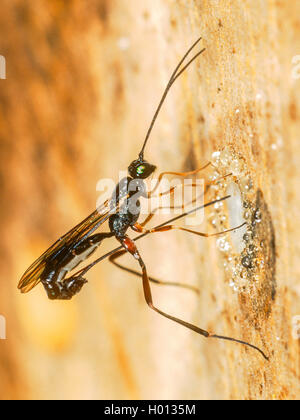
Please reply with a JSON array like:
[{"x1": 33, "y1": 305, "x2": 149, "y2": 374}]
[{"x1": 19, "y1": 38, "x2": 269, "y2": 360}]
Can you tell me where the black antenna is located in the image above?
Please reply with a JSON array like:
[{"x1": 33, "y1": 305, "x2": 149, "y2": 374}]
[{"x1": 139, "y1": 37, "x2": 206, "y2": 160}]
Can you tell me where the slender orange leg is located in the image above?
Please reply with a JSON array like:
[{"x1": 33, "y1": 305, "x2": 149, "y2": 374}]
[
  {"x1": 109, "y1": 182, "x2": 201, "y2": 295},
  {"x1": 109, "y1": 249, "x2": 199, "y2": 294},
  {"x1": 131, "y1": 221, "x2": 247, "y2": 237},
  {"x1": 142, "y1": 171, "x2": 232, "y2": 227},
  {"x1": 118, "y1": 235, "x2": 211, "y2": 337},
  {"x1": 115, "y1": 234, "x2": 268, "y2": 360},
  {"x1": 142, "y1": 182, "x2": 200, "y2": 227},
  {"x1": 147, "y1": 162, "x2": 213, "y2": 198}
]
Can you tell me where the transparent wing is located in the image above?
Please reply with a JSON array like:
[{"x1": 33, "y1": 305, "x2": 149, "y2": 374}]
[{"x1": 18, "y1": 200, "x2": 113, "y2": 293}]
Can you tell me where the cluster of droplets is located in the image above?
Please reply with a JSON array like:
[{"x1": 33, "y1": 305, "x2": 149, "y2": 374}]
[{"x1": 207, "y1": 149, "x2": 264, "y2": 293}]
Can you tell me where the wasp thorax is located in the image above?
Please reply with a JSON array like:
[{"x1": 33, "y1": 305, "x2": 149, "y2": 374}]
[{"x1": 128, "y1": 158, "x2": 156, "y2": 179}]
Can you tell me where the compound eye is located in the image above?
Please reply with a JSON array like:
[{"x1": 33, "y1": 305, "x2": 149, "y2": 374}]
[{"x1": 136, "y1": 165, "x2": 146, "y2": 175}]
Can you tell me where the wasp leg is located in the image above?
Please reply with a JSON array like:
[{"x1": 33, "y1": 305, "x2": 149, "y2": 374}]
[
  {"x1": 142, "y1": 172, "x2": 232, "y2": 227},
  {"x1": 113, "y1": 219, "x2": 247, "y2": 295},
  {"x1": 132, "y1": 222, "x2": 247, "y2": 237},
  {"x1": 147, "y1": 162, "x2": 212, "y2": 198},
  {"x1": 117, "y1": 235, "x2": 213, "y2": 334},
  {"x1": 117, "y1": 235, "x2": 268, "y2": 360},
  {"x1": 109, "y1": 249, "x2": 199, "y2": 295}
]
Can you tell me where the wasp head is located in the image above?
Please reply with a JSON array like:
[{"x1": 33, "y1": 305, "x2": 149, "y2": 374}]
[{"x1": 128, "y1": 158, "x2": 156, "y2": 179}]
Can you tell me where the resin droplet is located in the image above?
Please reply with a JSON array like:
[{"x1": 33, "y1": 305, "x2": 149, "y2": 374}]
[
  {"x1": 217, "y1": 237, "x2": 231, "y2": 252},
  {"x1": 241, "y1": 255, "x2": 252, "y2": 269}
]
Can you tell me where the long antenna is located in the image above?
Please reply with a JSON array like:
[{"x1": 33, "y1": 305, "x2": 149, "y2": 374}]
[{"x1": 139, "y1": 37, "x2": 206, "y2": 159}]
